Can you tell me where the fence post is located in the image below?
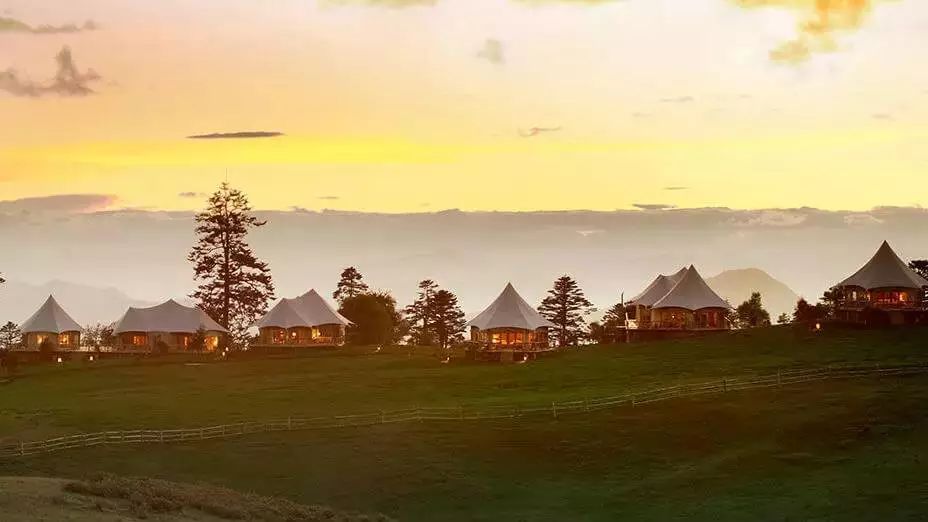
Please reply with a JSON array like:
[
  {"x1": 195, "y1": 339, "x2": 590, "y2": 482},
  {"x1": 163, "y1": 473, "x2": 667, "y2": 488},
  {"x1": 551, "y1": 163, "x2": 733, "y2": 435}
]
[
  {"x1": 160, "y1": 430, "x2": 164, "y2": 444},
  {"x1": 287, "y1": 416, "x2": 292, "y2": 431},
  {"x1": 19, "y1": 441, "x2": 24, "y2": 457},
  {"x1": 722, "y1": 378, "x2": 728, "y2": 393},
  {"x1": 381, "y1": 410, "x2": 386, "y2": 424},
  {"x1": 551, "y1": 401, "x2": 558, "y2": 419},
  {"x1": 584, "y1": 399, "x2": 590, "y2": 412},
  {"x1": 631, "y1": 395, "x2": 636, "y2": 408},
  {"x1": 777, "y1": 369, "x2": 781, "y2": 387}
]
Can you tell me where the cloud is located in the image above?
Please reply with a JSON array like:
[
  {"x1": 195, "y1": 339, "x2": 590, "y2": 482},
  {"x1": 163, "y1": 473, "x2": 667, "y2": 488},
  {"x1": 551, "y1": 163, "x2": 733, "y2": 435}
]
[
  {"x1": 731, "y1": 0, "x2": 885, "y2": 64},
  {"x1": 318, "y1": 196, "x2": 341, "y2": 201},
  {"x1": 871, "y1": 113, "x2": 893, "y2": 121},
  {"x1": 321, "y1": 0, "x2": 438, "y2": 7},
  {"x1": 0, "y1": 17, "x2": 98, "y2": 34},
  {"x1": 178, "y1": 192, "x2": 206, "y2": 199},
  {"x1": 844, "y1": 214, "x2": 884, "y2": 226},
  {"x1": 0, "y1": 46, "x2": 101, "y2": 98},
  {"x1": 477, "y1": 39, "x2": 505, "y2": 65},
  {"x1": 733, "y1": 210, "x2": 808, "y2": 228},
  {"x1": 633, "y1": 203, "x2": 677, "y2": 211},
  {"x1": 186, "y1": 131, "x2": 284, "y2": 140},
  {"x1": 0, "y1": 194, "x2": 116, "y2": 216},
  {"x1": 659, "y1": 96, "x2": 695, "y2": 104},
  {"x1": 664, "y1": 186, "x2": 689, "y2": 191}
]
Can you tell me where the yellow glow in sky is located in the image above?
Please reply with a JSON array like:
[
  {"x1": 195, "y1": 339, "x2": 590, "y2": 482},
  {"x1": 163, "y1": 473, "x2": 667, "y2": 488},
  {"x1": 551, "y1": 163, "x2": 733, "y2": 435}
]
[{"x1": 1, "y1": 0, "x2": 925, "y2": 211}]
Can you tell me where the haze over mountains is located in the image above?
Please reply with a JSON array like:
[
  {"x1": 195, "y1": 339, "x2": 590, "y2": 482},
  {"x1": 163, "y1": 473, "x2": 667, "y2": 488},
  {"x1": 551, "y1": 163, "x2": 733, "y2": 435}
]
[
  {"x1": 706, "y1": 269, "x2": 800, "y2": 321},
  {"x1": 1, "y1": 198, "x2": 927, "y2": 325}
]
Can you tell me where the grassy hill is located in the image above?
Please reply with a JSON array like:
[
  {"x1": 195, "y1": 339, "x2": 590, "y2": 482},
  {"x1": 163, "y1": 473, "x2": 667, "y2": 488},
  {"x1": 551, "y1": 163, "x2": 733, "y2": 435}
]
[{"x1": 2, "y1": 327, "x2": 928, "y2": 520}]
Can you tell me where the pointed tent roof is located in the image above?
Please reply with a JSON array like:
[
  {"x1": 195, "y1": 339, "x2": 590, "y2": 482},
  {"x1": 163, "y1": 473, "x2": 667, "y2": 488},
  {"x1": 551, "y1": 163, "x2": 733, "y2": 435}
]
[
  {"x1": 835, "y1": 241, "x2": 928, "y2": 290},
  {"x1": 465, "y1": 283, "x2": 556, "y2": 331},
  {"x1": 113, "y1": 299, "x2": 228, "y2": 334},
  {"x1": 21, "y1": 295, "x2": 82, "y2": 334},
  {"x1": 255, "y1": 289, "x2": 351, "y2": 329},
  {"x1": 653, "y1": 266, "x2": 732, "y2": 311},
  {"x1": 627, "y1": 267, "x2": 688, "y2": 307}
]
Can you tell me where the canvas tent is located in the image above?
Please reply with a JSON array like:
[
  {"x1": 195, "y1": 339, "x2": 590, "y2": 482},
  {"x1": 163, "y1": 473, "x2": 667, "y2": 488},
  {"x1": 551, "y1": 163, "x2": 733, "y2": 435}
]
[
  {"x1": 20, "y1": 295, "x2": 82, "y2": 350},
  {"x1": 112, "y1": 299, "x2": 227, "y2": 352},
  {"x1": 254, "y1": 289, "x2": 351, "y2": 347},
  {"x1": 650, "y1": 266, "x2": 732, "y2": 330},
  {"x1": 626, "y1": 267, "x2": 688, "y2": 328},
  {"x1": 832, "y1": 241, "x2": 928, "y2": 325},
  {"x1": 466, "y1": 283, "x2": 555, "y2": 352}
]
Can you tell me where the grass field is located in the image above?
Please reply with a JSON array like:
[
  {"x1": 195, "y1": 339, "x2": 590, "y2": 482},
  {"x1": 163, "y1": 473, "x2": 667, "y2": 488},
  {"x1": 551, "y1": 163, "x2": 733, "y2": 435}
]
[{"x1": 2, "y1": 326, "x2": 928, "y2": 520}]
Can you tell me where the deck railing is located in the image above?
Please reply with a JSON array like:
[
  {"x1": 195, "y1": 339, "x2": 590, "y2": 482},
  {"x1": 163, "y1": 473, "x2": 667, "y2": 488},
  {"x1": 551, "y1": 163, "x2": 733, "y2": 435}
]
[{"x1": 2, "y1": 362, "x2": 926, "y2": 460}]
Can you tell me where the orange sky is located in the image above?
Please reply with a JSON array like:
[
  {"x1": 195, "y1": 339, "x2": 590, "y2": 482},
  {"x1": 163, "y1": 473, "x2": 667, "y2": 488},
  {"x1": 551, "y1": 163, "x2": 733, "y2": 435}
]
[{"x1": 1, "y1": 0, "x2": 926, "y2": 211}]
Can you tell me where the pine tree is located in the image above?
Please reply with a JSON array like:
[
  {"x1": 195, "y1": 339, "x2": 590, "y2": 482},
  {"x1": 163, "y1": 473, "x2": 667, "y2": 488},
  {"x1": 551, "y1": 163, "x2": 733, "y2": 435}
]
[
  {"x1": 404, "y1": 279, "x2": 439, "y2": 346},
  {"x1": 333, "y1": 267, "x2": 369, "y2": 304},
  {"x1": 188, "y1": 182, "x2": 275, "y2": 348},
  {"x1": 600, "y1": 302, "x2": 627, "y2": 343},
  {"x1": 429, "y1": 289, "x2": 466, "y2": 350},
  {"x1": 0, "y1": 322, "x2": 21, "y2": 351},
  {"x1": 538, "y1": 275, "x2": 595, "y2": 347}
]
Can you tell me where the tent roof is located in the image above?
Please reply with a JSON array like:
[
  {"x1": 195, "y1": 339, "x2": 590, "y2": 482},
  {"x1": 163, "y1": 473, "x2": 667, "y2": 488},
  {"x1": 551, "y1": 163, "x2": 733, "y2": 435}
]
[
  {"x1": 113, "y1": 299, "x2": 227, "y2": 334},
  {"x1": 835, "y1": 241, "x2": 928, "y2": 291},
  {"x1": 627, "y1": 267, "x2": 688, "y2": 307},
  {"x1": 254, "y1": 289, "x2": 351, "y2": 329},
  {"x1": 21, "y1": 295, "x2": 82, "y2": 334},
  {"x1": 653, "y1": 266, "x2": 733, "y2": 311},
  {"x1": 465, "y1": 283, "x2": 556, "y2": 331}
]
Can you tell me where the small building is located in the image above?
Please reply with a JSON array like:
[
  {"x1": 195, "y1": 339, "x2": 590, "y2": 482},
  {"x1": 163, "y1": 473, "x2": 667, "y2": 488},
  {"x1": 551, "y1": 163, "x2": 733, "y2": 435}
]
[
  {"x1": 650, "y1": 266, "x2": 733, "y2": 331},
  {"x1": 20, "y1": 295, "x2": 82, "y2": 351},
  {"x1": 832, "y1": 241, "x2": 928, "y2": 326},
  {"x1": 253, "y1": 290, "x2": 350, "y2": 348},
  {"x1": 112, "y1": 299, "x2": 227, "y2": 352},
  {"x1": 465, "y1": 283, "x2": 556, "y2": 361},
  {"x1": 625, "y1": 267, "x2": 687, "y2": 329}
]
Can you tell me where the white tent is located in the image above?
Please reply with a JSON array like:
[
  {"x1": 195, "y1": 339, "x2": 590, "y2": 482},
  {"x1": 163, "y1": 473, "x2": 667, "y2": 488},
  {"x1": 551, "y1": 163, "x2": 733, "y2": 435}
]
[
  {"x1": 255, "y1": 289, "x2": 351, "y2": 329},
  {"x1": 653, "y1": 266, "x2": 732, "y2": 311},
  {"x1": 836, "y1": 241, "x2": 928, "y2": 290},
  {"x1": 627, "y1": 267, "x2": 688, "y2": 307},
  {"x1": 466, "y1": 283, "x2": 555, "y2": 331},
  {"x1": 21, "y1": 295, "x2": 81, "y2": 334},
  {"x1": 113, "y1": 299, "x2": 227, "y2": 334}
]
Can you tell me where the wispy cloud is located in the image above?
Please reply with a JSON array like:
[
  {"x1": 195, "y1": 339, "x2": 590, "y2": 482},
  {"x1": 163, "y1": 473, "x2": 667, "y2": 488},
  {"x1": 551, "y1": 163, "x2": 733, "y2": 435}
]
[
  {"x1": 0, "y1": 46, "x2": 101, "y2": 98},
  {"x1": 0, "y1": 194, "x2": 116, "y2": 216},
  {"x1": 178, "y1": 192, "x2": 206, "y2": 199},
  {"x1": 477, "y1": 39, "x2": 505, "y2": 65},
  {"x1": 633, "y1": 203, "x2": 677, "y2": 211},
  {"x1": 0, "y1": 17, "x2": 98, "y2": 34},
  {"x1": 659, "y1": 96, "x2": 695, "y2": 104},
  {"x1": 186, "y1": 131, "x2": 284, "y2": 140},
  {"x1": 318, "y1": 196, "x2": 341, "y2": 201},
  {"x1": 664, "y1": 186, "x2": 689, "y2": 191},
  {"x1": 321, "y1": 0, "x2": 438, "y2": 7},
  {"x1": 731, "y1": 0, "x2": 885, "y2": 64}
]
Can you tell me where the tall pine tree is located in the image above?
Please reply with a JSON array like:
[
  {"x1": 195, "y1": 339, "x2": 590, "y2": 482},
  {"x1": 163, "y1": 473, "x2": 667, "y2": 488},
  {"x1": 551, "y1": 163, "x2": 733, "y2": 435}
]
[
  {"x1": 188, "y1": 183, "x2": 275, "y2": 348},
  {"x1": 404, "y1": 279, "x2": 439, "y2": 346},
  {"x1": 333, "y1": 267, "x2": 369, "y2": 304},
  {"x1": 538, "y1": 275, "x2": 595, "y2": 347},
  {"x1": 429, "y1": 289, "x2": 466, "y2": 350},
  {"x1": 0, "y1": 321, "x2": 21, "y2": 351}
]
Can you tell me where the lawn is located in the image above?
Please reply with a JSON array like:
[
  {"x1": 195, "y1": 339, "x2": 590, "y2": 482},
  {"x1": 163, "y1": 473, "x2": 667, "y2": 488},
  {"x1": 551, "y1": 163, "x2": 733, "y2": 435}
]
[{"x1": 2, "y1": 326, "x2": 928, "y2": 520}]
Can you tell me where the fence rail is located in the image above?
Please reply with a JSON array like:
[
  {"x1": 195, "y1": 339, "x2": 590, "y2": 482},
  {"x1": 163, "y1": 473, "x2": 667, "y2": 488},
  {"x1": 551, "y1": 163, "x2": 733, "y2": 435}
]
[{"x1": 3, "y1": 362, "x2": 927, "y2": 459}]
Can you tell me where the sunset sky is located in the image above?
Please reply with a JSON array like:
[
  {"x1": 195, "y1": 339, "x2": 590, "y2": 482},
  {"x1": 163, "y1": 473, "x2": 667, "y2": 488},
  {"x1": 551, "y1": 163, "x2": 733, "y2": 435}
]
[{"x1": 2, "y1": 0, "x2": 927, "y2": 212}]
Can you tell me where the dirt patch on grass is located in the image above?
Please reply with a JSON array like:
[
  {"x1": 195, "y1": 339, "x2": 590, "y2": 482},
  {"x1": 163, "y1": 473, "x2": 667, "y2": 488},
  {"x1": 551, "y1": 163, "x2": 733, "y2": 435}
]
[{"x1": 0, "y1": 475, "x2": 391, "y2": 521}]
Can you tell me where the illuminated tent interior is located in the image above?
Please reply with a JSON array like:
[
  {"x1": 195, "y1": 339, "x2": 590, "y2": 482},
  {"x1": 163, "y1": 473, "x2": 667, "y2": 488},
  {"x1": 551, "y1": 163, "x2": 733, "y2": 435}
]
[
  {"x1": 112, "y1": 299, "x2": 227, "y2": 352},
  {"x1": 466, "y1": 283, "x2": 556, "y2": 352},
  {"x1": 20, "y1": 295, "x2": 82, "y2": 351},
  {"x1": 649, "y1": 266, "x2": 733, "y2": 331},
  {"x1": 254, "y1": 289, "x2": 351, "y2": 347}
]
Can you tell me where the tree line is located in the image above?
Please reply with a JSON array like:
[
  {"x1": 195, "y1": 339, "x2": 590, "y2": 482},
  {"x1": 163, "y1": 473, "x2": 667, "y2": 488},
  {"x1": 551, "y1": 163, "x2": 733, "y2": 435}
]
[{"x1": 3, "y1": 183, "x2": 928, "y2": 360}]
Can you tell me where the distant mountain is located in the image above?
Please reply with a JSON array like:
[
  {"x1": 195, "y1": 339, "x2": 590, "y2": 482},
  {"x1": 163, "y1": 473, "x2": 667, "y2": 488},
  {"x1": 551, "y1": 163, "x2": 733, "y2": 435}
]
[
  {"x1": 707, "y1": 269, "x2": 800, "y2": 321},
  {"x1": 0, "y1": 280, "x2": 155, "y2": 327}
]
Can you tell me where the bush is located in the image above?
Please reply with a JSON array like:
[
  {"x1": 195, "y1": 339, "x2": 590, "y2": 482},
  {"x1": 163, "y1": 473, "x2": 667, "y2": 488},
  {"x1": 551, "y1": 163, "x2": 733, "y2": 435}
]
[
  {"x1": 154, "y1": 340, "x2": 170, "y2": 356},
  {"x1": 0, "y1": 351, "x2": 18, "y2": 376}
]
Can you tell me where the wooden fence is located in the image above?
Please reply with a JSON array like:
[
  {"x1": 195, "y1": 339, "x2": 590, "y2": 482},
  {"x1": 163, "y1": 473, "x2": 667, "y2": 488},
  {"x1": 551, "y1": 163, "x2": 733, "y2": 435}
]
[{"x1": 2, "y1": 362, "x2": 926, "y2": 459}]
